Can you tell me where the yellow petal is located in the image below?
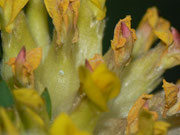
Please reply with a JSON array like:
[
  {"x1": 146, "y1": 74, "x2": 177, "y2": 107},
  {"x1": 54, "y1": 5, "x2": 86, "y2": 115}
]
[
  {"x1": 0, "y1": 107, "x2": 19, "y2": 135},
  {"x1": 50, "y1": 113, "x2": 91, "y2": 135},
  {"x1": 5, "y1": 0, "x2": 29, "y2": 32},
  {"x1": 92, "y1": 64, "x2": 120, "y2": 100},
  {"x1": 154, "y1": 30, "x2": 173, "y2": 45},
  {"x1": 44, "y1": 0, "x2": 62, "y2": 45},
  {"x1": 138, "y1": 7, "x2": 158, "y2": 29},
  {"x1": 9, "y1": 0, "x2": 29, "y2": 23},
  {"x1": 71, "y1": 0, "x2": 80, "y2": 43},
  {"x1": 44, "y1": 0, "x2": 80, "y2": 46},
  {"x1": 127, "y1": 94, "x2": 153, "y2": 125},
  {"x1": 79, "y1": 66, "x2": 108, "y2": 111},
  {"x1": 135, "y1": 109, "x2": 170, "y2": 135},
  {"x1": 13, "y1": 89, "x2": 44, "y2": 111},
  {"x1": 162, "y1": 79, "x2": 178, "y2": 117},
  {"x1": 127, "y1": 94, "x2": 153, "y2": 135},
  {"x1": 136, "y1": 109, "x2": 154, "y2": 135},
  {"x1": 26, "y1": 48, "x2": 42, "y2": 70},
  {"x1": 90, "y1": 0, "x2": 106, "y2": 20},
  {"x1": 154, "y1": 18, "x2": 173, "y2": 46},
  {"x1": 154, "y1": 121, "x2": 170, "y2": 135},
  {"x1": 79, "y1": 64, "x2": 120, "y2": 111},
  {"x1": 21, "y1": 106, "x2": 45, "y2": 128},
  {"x1": 87, "y1": 54, "x2": 104, "y2": 70},
  {"x1": 134, "y1": 7, "x2": 159, "y2": 53},
  {"x1": 0, "y1": 0, "x2": 5, "y2": 7}
]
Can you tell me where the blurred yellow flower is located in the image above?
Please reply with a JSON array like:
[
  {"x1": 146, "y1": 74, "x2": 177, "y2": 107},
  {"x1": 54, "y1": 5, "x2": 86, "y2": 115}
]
[
  {"x1": 79, "y1": 64, "x2": 120, "y2": 111},
  {"x1": 50, "y1": 113, "x2": 91, "y2": 135}
]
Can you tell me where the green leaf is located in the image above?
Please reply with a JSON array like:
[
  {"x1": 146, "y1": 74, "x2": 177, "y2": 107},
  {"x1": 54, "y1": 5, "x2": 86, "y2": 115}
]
[
  {"x1": 41, "y1": 88, "x2": 52, "y2": 119},
  {"x1": 0, "y1": 80, "x2": 14, "y2": 107}
]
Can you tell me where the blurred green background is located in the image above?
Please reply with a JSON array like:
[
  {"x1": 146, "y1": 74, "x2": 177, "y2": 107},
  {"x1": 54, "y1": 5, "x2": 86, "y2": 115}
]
[{"x1": 103, "y1": 0, "x2": 180, "y2": 85}]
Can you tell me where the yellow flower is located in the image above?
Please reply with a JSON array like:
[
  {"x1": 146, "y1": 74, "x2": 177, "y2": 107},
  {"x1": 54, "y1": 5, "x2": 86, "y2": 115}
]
[
  {"x1": 89, "y1": 0, "x2": 106, "y2": 20},
  {"x1": 0, "y1": 107, "x2": 19, "y2": 135},
  {"x1": 136, "y1": 109, "x2": 170, "y2": 135},
  {"x1": 50, "y1": 113, "x2": 91, "y2": 135},
  {"x1": 153, "y1": 17, "x2": 173, "y2": 46},
  {"x1": 162, "y1": 79, "x2": 178, "y2": 117},
  {"x1": 154, "y1": 121, "x2": 170, "y2": 135},
  {"x1": 79, "y1": 64, "x2": 120, "y2": 111},
  {"x1": 126, "y1": 94, "x2": 157, "y2": 135},
  {"x1": 13, "y1": 88, "x2": 47, "y2": 129},
  {"x1": 0, "y1": 0, "x2": 29, "y2": 32},
  {"x1": 162, "y1": 79, "x2": 180, "y2": 117},
  {"x1": 44, "y1": 0, "x2": 80, "y2": 46},
  {"x1": 13, "y1": 88, "x2": 44, "y2": 111},
  {"x1": 134, "y1": 7, "x2": 173, "y2": 56},
  {"x1": 7, "y1": 47, "x2": 42, "y2": 88}
]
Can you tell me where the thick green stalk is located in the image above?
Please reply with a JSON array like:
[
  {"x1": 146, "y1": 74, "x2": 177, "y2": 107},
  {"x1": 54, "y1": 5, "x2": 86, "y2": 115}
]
[
  {"x1": 111, "y1": 44, "x2": 167, "y2": 117},
  {"x1": 35, "y1": 33, "x2": 79, "y2": 118},
  {"x1": 74, "y1": 0, "x2": 105, "y2": 67}
]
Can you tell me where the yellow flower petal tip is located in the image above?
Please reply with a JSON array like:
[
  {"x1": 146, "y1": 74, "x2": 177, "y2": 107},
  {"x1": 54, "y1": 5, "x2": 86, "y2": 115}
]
[
  {"x1": 7, "y1": 46, "x2": 42, "y2": 88},
  {"x1": 0, "y1": 0, "x2": 29, "y2": 32},
  {"x1": 139, "y1": 7, "x2": 158, "y2": 29},
  {"x1": 111, "y1": 15, "x2": 136, "y2": 65},
  {"x1": 154, "y1": 30, "x2": 173, "y2": 45},
  {"x1": 154, "y1": 18, "x2": 173, "y2": 46},
  {"x1": 13, "y1": 88, "x2": 44, "y2": 111},
  {"x1": 50, "y1": 113, "x2": 91, "y2": 135},
  {"x1": 79, "y1": 64, "x2": 120, "y2": 112}
]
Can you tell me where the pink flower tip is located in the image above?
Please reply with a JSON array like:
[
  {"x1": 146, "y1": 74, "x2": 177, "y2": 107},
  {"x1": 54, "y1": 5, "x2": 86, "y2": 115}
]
[{"x1": 121, "y1": 22, "x2": 131, "y2": 38}]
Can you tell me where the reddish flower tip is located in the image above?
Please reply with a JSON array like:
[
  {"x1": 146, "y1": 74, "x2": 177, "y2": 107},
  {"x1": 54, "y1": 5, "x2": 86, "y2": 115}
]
[
  {"x1": 171, "y1": 27, "x2": 180, "y2": 45},
  {"x1": 16, "y1": 46, "x2": 26, "y2": 63},
  {"x1": 121, "y1": 22, "x2": 131, "y2": 38},
  {"x1": 85, "y1": 59, "x2": 93, "y2": 72}
]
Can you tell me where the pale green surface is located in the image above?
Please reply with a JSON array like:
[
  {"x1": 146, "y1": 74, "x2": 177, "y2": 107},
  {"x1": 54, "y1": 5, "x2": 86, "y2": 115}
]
[
  {"x1": 74, "y1": 0, "x2": 105, "y2": 67},
  {"x1": 34, "y1": 0, "x2": 106, "y2": 118},
  {"x1": 112, "y1": 45, "x2": 166, "y2": 117},
  {"x1": 26, "y1": 0, "x2": 50, "y2": 61},
  {"x1": 0, "y1": 11, "x2": 37, "y2": 87}
]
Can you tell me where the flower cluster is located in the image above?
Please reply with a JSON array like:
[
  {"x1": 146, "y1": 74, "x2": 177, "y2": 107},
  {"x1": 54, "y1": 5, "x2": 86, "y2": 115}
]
[{"x1": 0, "y1": 0, "x2": 179, "y2": 135}]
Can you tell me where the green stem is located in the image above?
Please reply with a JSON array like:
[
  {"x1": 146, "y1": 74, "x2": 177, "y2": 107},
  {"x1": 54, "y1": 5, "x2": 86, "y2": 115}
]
[{"x1": 74, "y1": 0, "x2": 105, "y2": 67}]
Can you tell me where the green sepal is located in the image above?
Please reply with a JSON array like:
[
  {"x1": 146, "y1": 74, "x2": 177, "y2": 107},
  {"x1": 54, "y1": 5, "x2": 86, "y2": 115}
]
[
  {"x1": 41, "y1": 88, "x2": 52, "y2": 119},
  {"x1": 0, "y1": 80, "x2": 14, "y2": 108}
]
